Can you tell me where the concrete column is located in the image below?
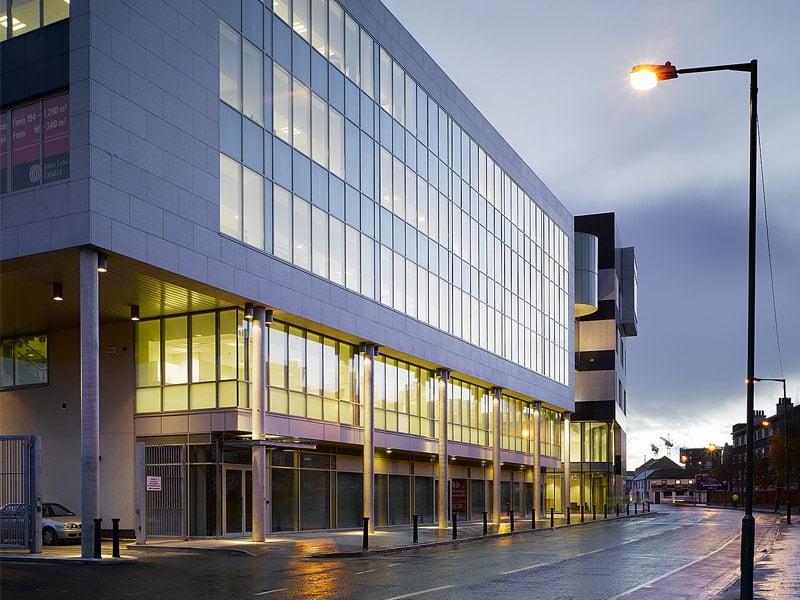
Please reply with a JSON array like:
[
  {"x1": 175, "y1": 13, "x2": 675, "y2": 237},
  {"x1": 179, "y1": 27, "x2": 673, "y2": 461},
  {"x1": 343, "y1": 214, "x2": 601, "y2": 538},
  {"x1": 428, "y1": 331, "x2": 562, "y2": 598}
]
[
  {"x1": 437, "y1": 368, "x2": 450, "y2": 529},
  {"x1": 79, "y1": 247, "x2": 100, "y2": 558},
  {"x1": 562, "y1": 413, "x2": 571, "y2": 514},
  {"x1": 251, "y1": 307, "x2": 267, "y2": 541},
  {"x1": 361, "y1": 343, "x2": 377, "y2": 533},
  {"x1": 491, "y1": 387, "x2": 502, "y2": 524},
  {"x1": 533, "y1": 402, "x2": 541, "y2": 521}
]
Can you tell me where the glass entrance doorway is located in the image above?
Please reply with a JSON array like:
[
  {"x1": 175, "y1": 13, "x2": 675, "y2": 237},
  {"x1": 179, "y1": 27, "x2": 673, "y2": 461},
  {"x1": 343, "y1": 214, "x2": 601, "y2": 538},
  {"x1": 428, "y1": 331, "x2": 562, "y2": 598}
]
[{"x1": 223, "y1": 467, "x2": 252, "y2": 536}]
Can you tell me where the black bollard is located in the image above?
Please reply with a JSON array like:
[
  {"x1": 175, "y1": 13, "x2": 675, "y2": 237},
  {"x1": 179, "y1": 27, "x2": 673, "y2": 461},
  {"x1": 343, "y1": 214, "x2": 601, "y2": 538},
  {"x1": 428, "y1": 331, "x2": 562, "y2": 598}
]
[
  {"x1": 93, "y1": 518, "x2": 102, "y2": 559},
  {"x1": 412, "y1": 514, "x2": 419, "y2": 544},
  {"x1": 532, "y1": 509, "x2": 536, "y2": 530},
  {"x1": 362, "y1": 517, "x2": 369, "y2": 550},
  {"x1": 635, "y1": 502, "x2": 638, "y2": 515},
  {"x1": 452, "y1": 512, "x2": 457, "y2": 540},
  {"x1": 509, "y1": 510, "x2": 515, "y2": 532},
  {"x1": 482, "y1": 511, "x2": 488, "y2": 536},
  {"x1": 566, "y1": 506, "x2": 571, "y2": 525},
  {"x1": 580, "y1": 505, "x2": 585, "y2": 523},
  {"x1": 616, "y1": 503, "x2": 620, "y2": 517},
  {"x1": 604, "y1": 504, "x2": 608, "y2": 520},
  {"x1": 593, "y1": 505, "x2": 596, "y2": 521},
  {"x1": 111, "y1": 518, "x2": 120, "y2": 558},
  {"x1": 626, "y1": 503, "x2": 630, "y2": 515},
  {"x1": 550, "y1": 507, "x2": 554, "y2": 528}
]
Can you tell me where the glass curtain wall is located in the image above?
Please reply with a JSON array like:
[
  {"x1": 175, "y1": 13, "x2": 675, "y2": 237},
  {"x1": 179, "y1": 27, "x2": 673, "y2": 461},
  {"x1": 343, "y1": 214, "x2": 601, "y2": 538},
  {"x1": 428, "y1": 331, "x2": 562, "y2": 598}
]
[
  {"x1": 217, "y1": 0, "x2": 570, "y2": 386},
  {"x1": 134, "y1": 309, "x2": 249, "y2": 413}
]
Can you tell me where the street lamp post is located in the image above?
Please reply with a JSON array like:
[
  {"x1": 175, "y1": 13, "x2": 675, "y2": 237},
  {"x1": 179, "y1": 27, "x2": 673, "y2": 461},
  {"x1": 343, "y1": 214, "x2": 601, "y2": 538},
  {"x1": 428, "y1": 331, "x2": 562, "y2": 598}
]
[
  {"x1": 630, "y1": 59, "x2": 758, "y2": 600},
  {"x1": 753, "y1": 377, "x2": 791, "y2": 525}
]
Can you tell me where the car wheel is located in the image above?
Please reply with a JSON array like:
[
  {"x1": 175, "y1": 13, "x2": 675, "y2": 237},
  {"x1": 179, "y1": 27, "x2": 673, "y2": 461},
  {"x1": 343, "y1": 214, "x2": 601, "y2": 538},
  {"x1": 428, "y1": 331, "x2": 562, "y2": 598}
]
[{"x1": 42, "y1": 527, "x2": 58, "y2": 546}]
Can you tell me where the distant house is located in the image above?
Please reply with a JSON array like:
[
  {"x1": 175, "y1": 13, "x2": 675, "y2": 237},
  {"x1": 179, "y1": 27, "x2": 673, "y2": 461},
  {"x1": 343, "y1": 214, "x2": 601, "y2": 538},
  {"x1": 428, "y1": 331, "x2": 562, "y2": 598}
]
[{"x1": 630, "y1": 457, "x2": 696, "y2": 504}]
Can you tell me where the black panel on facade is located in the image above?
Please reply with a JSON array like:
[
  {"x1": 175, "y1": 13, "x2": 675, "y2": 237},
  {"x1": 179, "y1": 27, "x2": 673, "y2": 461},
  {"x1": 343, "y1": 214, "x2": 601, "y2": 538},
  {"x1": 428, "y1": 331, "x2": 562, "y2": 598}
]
[
  {"x1": 575, "y1": 212, "x2": 616, "y2": 270},
  {"x1": 576, "y1": 350, "x2": 615, "y2": 371},
  {"x1": 1, "y1": 20, "x2": 69, "y2": 109},
  {"x1": 572, "y1": 400, "x2": 616, "y2": 421},
  {"x1": 577, "y1": 299, "x2": 616, "y2": 322}
]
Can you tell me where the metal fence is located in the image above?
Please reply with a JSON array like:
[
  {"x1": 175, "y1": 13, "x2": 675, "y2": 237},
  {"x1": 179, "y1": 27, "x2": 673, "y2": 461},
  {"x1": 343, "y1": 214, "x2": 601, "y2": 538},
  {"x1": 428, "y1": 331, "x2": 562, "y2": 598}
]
[
  {"x1": 0, "y1": 435, "x2": 41, "y2": 551},
  {"x1": 145, "y1": 444, "x2": 186, "y2": 538}
]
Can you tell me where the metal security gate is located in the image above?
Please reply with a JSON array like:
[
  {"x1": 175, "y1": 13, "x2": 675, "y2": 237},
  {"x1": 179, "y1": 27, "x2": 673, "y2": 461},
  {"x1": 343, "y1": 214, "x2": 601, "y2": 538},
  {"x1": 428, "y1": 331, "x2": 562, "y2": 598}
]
[
  {"x1": 0, "y1": 435, "x2": 42, "y2": 551},
  {"x1": 145, "y1": 444, "x2": 186, "y2": 538}
]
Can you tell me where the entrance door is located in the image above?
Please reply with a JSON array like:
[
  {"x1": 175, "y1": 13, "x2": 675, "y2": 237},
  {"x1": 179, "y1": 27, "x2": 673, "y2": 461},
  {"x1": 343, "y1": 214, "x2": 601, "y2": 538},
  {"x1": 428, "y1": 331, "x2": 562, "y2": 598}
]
[{"x1": 223, "y1": 467, "x2": 252, "y2": 536}]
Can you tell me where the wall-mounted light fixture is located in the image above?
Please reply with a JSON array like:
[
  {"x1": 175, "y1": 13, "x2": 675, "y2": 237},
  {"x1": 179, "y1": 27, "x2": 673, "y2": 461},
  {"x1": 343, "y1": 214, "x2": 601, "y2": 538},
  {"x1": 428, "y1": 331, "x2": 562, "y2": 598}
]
[
  {"x1": 97, "y1": 252, "x2": 108, "y2": 273},
  {"x1": 130, "y1": 304, "x2": 140, "y2": 321},
  {"x1": 265, "y1": 309, "x2": 274, "y2": 325},
  {"x1": 52, "y1": 282, "x2": 64, "y2": 301},
  {"x1": 244, "y1": 302, "x2": 254, "y2": 320}
]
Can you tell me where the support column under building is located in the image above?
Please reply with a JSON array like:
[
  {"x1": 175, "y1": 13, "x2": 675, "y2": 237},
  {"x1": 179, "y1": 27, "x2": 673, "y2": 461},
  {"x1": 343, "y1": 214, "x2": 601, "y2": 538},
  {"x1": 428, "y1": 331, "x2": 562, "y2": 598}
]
[
  {"x1": 437, "y1": 368, "x2": 450, "y2": 529},
  {"x1": 491, "y1": 387, "x2": 502, "y2": 525},
  {"x1": 251, "y1": 306, "x2": 267, "y2": 541},
  {"x1": 79, "y1": 247, "x2": 100, "y2": 559},
  {"x1": 361, "y1": 343, "x2": 377, "y2": 533},
  {"x1": 563, "y1": 413, "x2": 571, "y2": 514},
  {"x1": 533, "y1": 402, "x2": 542, "y2": 521}
]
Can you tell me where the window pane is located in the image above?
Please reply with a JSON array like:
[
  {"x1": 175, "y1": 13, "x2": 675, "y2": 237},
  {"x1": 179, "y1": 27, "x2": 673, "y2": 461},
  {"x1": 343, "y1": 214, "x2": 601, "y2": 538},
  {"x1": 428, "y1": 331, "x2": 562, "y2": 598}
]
[
  {"x1": 292, "y1": 0, "x2": 310, "y2": 40},
  {"x1": 329, "y1": 217, "x2": 345, "y2": 285},
  {"x1": 273, "y1": 184, "x2": 292, "y2": 261},
  {"x1": 344, "y1": 14, "x2": 359, "y2": 84},
  {"x1": 1, "y1": 339, "x2": 14, "y2": 388},
  {"x1": 220, "y1": 22, "x2": 241, "y2": 109},
  {"x1": 379, "y1": 48, "x2": 391, "y2": 113},
  {"x1": 268, "y1": 322, "x2": 288, "y2": 389},
  {"x1": 293, "y1": 79, "x2": 310, "y2": 155},
  {"x1": 218, "y1": 310, "x2": 238, "y2": 380},
  {"x1": 43, "y1": 0, "x2": 69, "y2": 26},
  {"x1": 243, "y1": 39, "x2": 263, "y2": 124},
  {"x1": 328, "y1": 1, "x2": 344, "y2": 71},
  {"x1": 405, "y1": 76, "x2": 416, "y2": 137},
  {"x1": 392, "y1": 62, "x2": 404, "y2": 125},
  {"x1": 273, "y1": 65, "x2": 291, "y2": 142},
  {"x1": 220, "y1": 154, "x2": 241, "y2": 238},
  {"x1": 360, "y1": 234, "x2": 374, "y2": 300},
  {"x1": 288, "y1": 326, "x2": 305, "y2": 391},
  {"x1": 312, "y1": 205, "x2": 328, "y2": 277},
  {"x1": 273, "y1": 0, "x2": 290, "y2": 23},
  {"x1": 293, "y1": 195, "x2": 311, "y2": 270},
  {"x1": 311, "y1": 94, "x2": 328, "y2": 166},
  {"x1": 243, "y1": 166, "x2": 264, "y2": 249},
  {"x1": 164, "y1": 316, "x2": 188, "y2": 384},
  {"x1": 310, "y1": 0, "x2": 327, "y2": 55},
  {"x1": 306, "y1": 333, "x2": 322, "y2": 396},
  {"x1": 191, "y1": 313, "x2": 216, "y2": 382},
  {"x1": 360, "y1": 30, "x2": 374, "y2": 98},
  {"x1": 328, "y1": 108, "x2": 344, "y2": 178},
  {"x1": 345, "y1": 225, "x2": 359, "y2": 292}
]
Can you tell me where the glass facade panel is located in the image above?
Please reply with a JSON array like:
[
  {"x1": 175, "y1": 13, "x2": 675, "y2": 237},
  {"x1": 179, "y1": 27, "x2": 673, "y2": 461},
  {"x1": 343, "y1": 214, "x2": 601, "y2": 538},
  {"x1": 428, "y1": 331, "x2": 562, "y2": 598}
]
[{"x1": 220, "y1": 21, "x2": 241, "y2": 110}]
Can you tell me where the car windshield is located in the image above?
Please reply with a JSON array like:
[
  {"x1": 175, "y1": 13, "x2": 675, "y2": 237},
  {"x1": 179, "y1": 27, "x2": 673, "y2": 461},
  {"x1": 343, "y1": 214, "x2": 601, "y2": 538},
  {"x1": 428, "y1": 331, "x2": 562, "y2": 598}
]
[{"x1": 45, "y1": 503, "x2": 76, "y2": 517}]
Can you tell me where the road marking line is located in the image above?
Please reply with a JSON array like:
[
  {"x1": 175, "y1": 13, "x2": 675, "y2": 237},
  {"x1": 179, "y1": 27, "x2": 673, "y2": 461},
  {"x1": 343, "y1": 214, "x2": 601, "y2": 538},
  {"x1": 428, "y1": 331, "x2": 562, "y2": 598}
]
[
  {"x1": 255, "y1": 588, "x2": 287, "y2": 596},
  {"x1": 607, "y1": 533, "x2": 740, "y2": 600},
  {"x1": 388, "y1": 562, "x2": 402, "y2": 567},
  {"x1": 385, "y1": 585, "x2": 455, "y2": 599},
  {"x1": 502, "y1": 562, "x2": 548, "y2": 575},
  {"x1": 355, "y1": 569, "x2": 376, "y2": 575}
]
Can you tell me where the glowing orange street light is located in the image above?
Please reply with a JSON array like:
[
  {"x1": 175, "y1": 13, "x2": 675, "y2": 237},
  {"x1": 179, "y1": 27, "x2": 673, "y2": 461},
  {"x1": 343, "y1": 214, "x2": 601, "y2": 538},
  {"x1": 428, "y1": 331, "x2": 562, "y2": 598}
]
[{"x1": 629, "y1": 62, "x2": 678, "y2": 90}]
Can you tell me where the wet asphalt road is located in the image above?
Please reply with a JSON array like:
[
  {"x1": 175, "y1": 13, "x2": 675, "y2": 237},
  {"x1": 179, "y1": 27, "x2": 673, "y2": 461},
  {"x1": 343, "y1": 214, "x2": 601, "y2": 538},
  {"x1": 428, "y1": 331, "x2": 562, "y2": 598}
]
[{"x1": 0, "y1": 507, "x2": 783, "y2": 600}]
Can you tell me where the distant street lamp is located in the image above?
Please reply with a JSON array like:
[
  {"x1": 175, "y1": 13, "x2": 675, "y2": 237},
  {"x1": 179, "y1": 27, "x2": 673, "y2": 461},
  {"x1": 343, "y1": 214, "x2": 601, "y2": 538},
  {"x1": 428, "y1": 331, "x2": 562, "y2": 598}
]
[
  {"x1": 630, "y1": 59, "x2": 758, "y2": 600},
  {"x1": 753, "y1": 377, "x2": 791, "y2": 524}
]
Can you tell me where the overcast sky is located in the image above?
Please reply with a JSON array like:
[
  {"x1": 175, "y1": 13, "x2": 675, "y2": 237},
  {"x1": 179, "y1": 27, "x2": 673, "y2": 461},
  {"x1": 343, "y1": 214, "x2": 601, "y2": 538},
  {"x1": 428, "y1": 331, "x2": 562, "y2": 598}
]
[{"x1": 382, "y1": 0, "x2": 800, "y2": 468}]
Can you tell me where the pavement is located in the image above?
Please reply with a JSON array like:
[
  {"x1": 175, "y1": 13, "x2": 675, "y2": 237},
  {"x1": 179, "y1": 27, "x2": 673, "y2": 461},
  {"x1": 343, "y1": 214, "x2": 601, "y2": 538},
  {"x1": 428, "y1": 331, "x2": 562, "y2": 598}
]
[
  {"x1": 3, "y1": 508, "x2": 798, "y2": 599},
  {"x1": 714, "y1": 520, "x2": 800, "y2": 600}
]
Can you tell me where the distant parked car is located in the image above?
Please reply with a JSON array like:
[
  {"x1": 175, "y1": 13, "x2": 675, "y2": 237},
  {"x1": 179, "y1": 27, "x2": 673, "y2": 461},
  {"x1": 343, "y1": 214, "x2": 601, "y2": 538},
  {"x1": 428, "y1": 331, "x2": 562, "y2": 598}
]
[{"x1": 0, "y1": 502, "x2": 82, "y2": 545}]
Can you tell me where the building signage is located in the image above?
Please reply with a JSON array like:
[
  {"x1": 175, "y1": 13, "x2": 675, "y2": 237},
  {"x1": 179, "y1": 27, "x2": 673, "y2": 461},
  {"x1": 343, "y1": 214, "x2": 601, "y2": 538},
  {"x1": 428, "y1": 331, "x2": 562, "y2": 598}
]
[
  {"x1": 42, "y1": 95, "x2": 70, "y2": 184},
  {"x1": 452, "y1": 478, "x2": 468, "y2": 512},
  {"x1": 0, "y1": 112, "x2": 7, "y2": 193},
  {"x1": 146, "y1": 476, "x2": 162, "y2": 491},
  {"x1": 11, "y1": 103, "x2": 41, "y2": 191}
]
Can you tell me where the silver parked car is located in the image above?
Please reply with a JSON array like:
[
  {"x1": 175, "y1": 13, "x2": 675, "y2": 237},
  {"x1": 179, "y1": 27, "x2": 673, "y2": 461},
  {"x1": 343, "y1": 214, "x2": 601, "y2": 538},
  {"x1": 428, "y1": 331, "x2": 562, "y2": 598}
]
[{"x1": 0, "y1": 502, "x2": 82, "y2": 545}]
